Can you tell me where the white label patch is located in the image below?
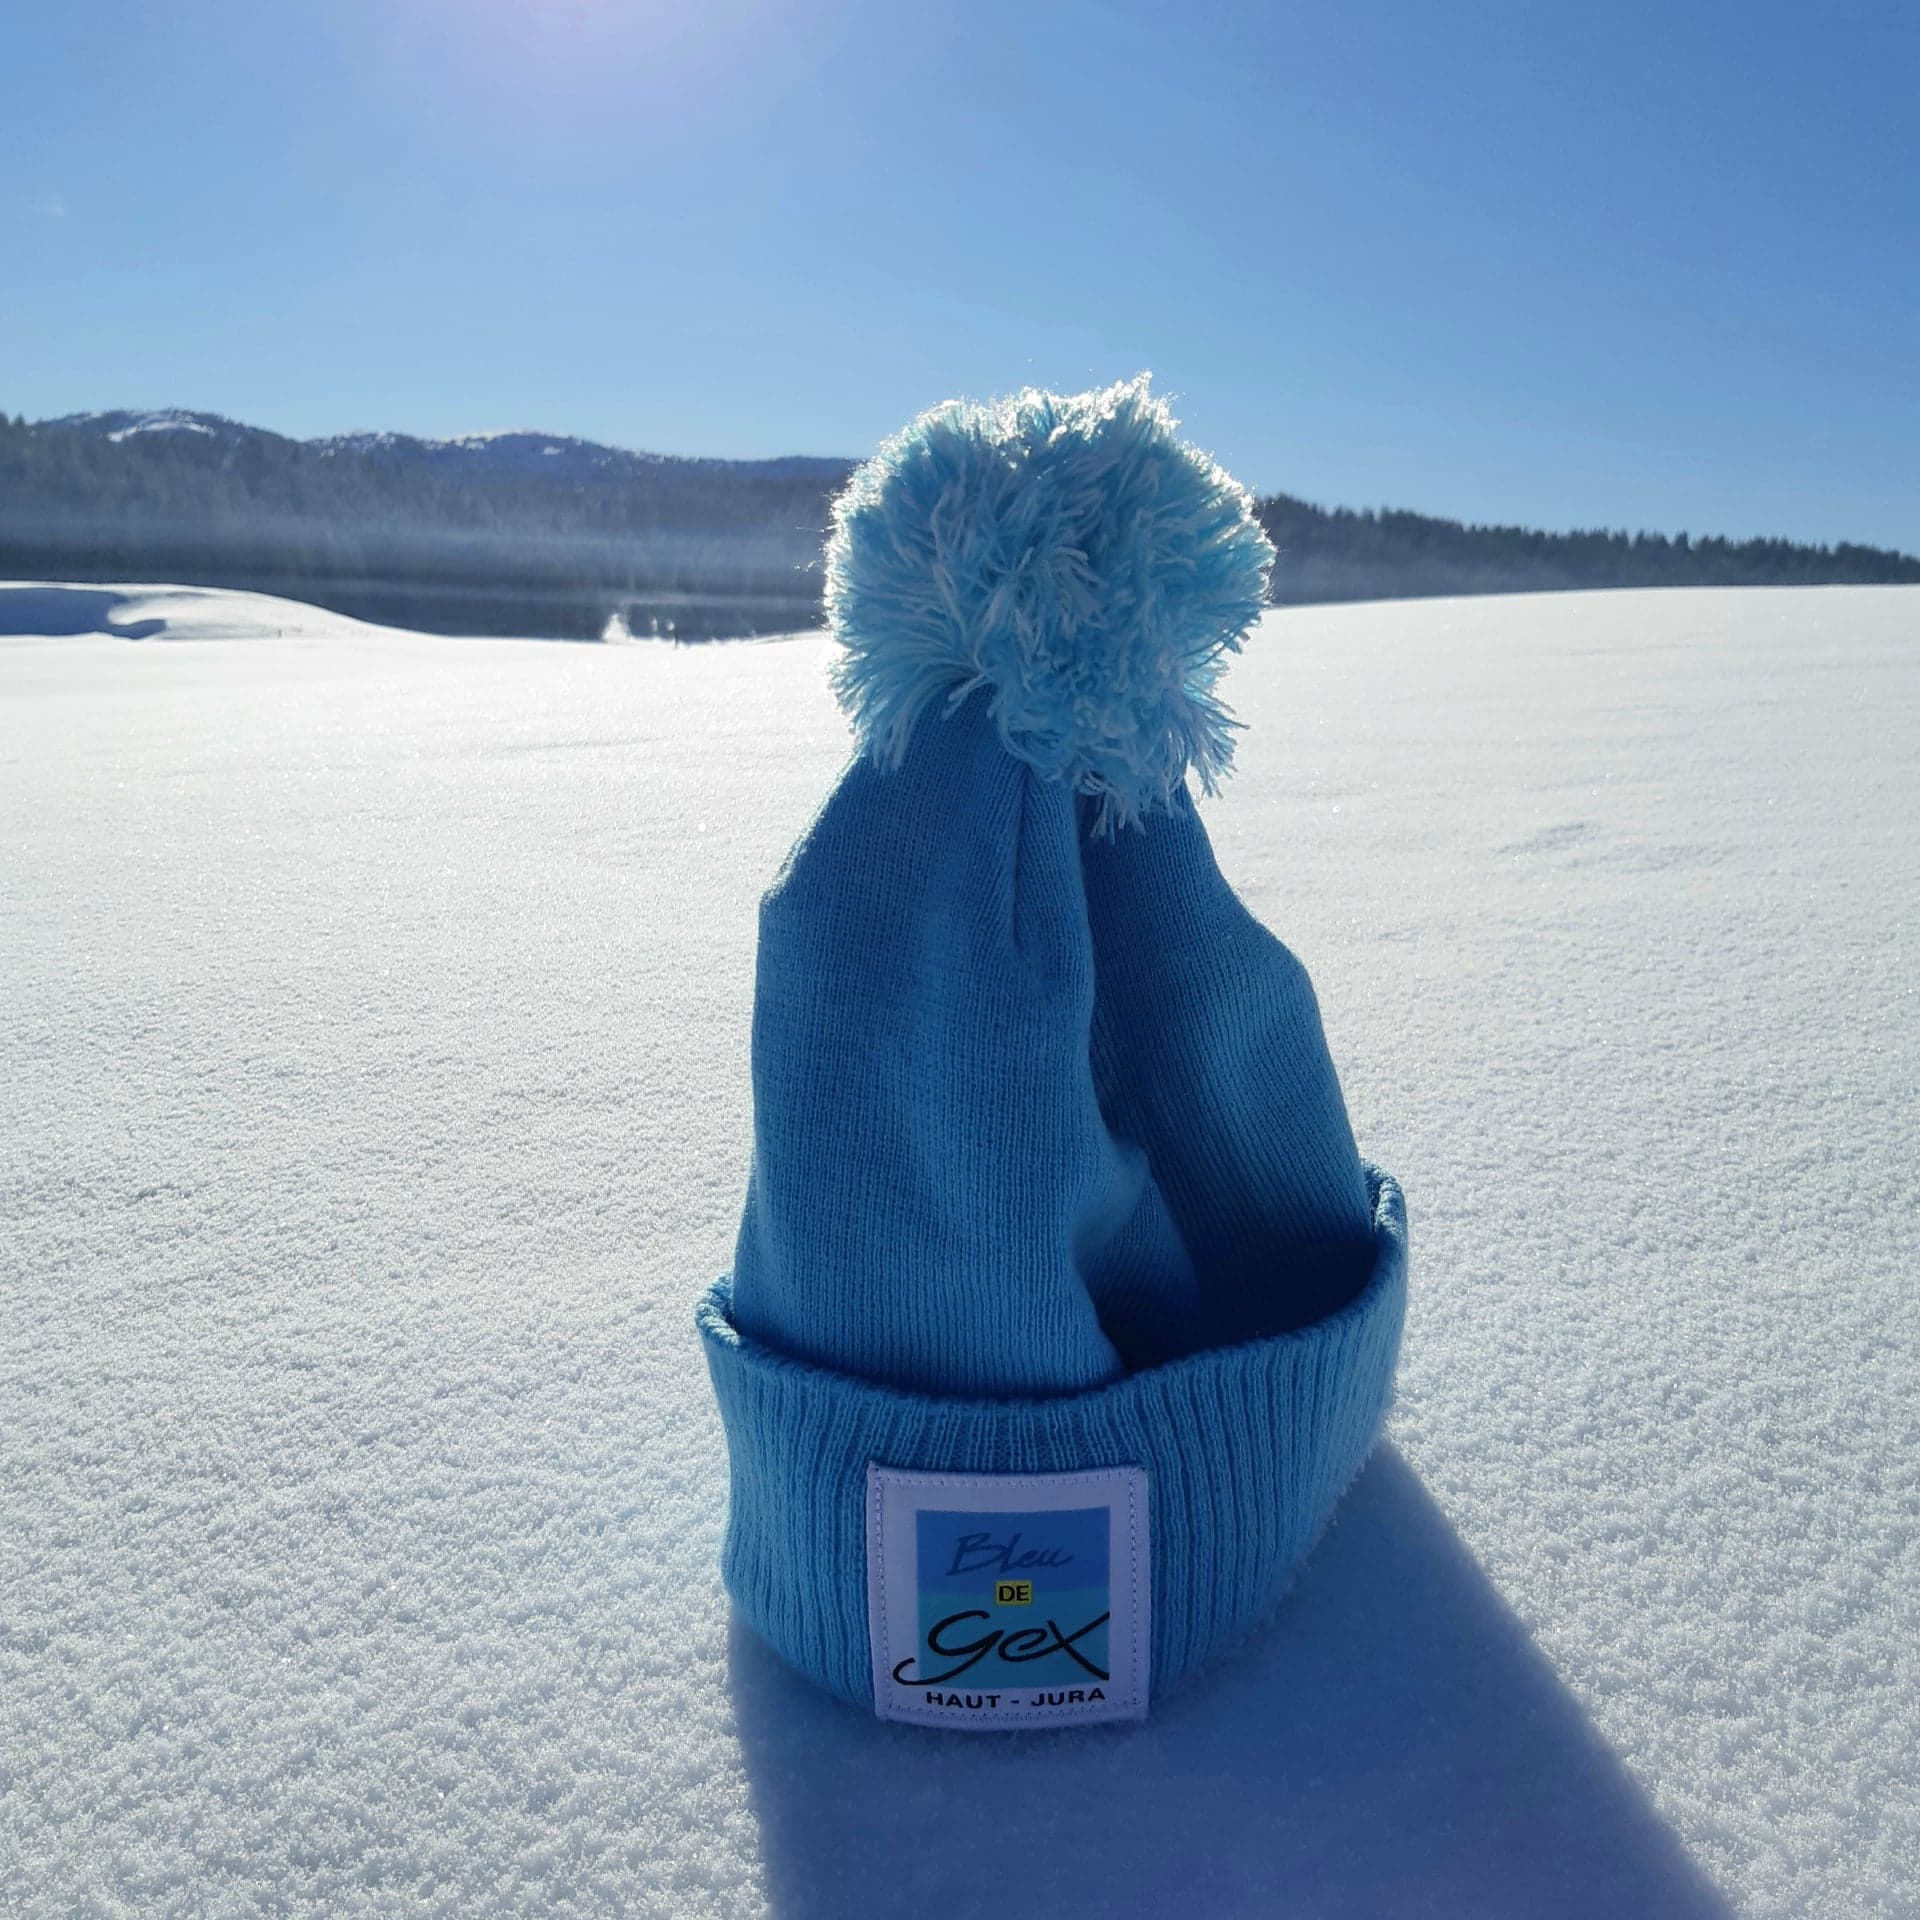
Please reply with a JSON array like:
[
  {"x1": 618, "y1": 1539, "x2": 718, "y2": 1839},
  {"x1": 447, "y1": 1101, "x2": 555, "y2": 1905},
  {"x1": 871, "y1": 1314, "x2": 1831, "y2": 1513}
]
[{"x1": 865, "y1": 1463, "x2": 1149, "y2": 1730}]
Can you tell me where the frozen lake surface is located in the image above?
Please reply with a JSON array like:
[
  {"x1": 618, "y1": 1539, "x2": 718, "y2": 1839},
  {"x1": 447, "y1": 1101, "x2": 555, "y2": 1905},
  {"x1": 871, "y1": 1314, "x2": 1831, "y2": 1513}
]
[{"x1": 3, "y1": 581, "x2": 1916, "y2": 1918}]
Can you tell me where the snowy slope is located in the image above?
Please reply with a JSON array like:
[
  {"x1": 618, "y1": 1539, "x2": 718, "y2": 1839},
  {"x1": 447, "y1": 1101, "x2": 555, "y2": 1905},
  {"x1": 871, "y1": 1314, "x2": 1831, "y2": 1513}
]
[
  {"x1": 0, "y1": 581, "x2": 401, "y2": 645},
  {"x1": 2, "y1": 582, "x2": 1915, "y2": 1919}
]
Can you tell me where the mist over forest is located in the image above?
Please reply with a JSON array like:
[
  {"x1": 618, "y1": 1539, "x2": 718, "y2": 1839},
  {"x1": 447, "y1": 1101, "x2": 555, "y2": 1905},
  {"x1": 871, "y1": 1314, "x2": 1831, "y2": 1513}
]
[{"x1": 5, "y1": 408, "x2": 1914, "y2": 640}]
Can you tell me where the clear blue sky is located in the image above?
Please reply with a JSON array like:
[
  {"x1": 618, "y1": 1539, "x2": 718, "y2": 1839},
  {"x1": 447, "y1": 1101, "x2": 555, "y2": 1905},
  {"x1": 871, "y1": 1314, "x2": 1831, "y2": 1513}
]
[{"x1": 6, "y1": 0, "x2": 1915, "y2": 549}]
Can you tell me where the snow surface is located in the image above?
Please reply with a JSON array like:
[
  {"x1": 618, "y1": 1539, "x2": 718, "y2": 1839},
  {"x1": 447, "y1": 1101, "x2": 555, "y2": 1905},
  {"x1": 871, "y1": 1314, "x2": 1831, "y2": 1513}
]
[{"x1": 3, "y1": 581, "x2": 1916, "y2": 1919}]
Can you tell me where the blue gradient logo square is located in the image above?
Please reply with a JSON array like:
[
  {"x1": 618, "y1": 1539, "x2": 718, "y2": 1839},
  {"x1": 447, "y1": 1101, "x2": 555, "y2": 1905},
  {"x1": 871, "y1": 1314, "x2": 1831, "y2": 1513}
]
[{"x1": 909, "y1": 1507, "x2": 1111, "y2": 1690}]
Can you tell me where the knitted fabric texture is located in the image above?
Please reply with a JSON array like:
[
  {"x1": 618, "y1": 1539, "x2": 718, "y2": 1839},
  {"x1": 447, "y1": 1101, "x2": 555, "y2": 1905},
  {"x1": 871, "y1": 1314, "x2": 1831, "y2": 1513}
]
[{"x1": 698, "y1": 380, "x2": 1407, "y2": 1712}]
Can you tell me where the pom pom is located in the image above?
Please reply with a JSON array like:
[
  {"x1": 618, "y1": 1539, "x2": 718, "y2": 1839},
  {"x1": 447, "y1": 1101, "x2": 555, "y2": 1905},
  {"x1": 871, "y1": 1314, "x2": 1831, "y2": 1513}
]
[{"x1": 825, "y1": 376, "x2": 1275, "y2": 832}]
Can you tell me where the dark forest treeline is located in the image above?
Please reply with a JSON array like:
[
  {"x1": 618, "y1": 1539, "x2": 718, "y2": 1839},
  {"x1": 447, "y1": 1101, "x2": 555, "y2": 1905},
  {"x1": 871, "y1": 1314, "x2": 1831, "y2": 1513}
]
[
  {"x1": 1255, "y1": 495, "x2": 1918, "y2": 603},
  {"x1": 3, "y1": 409, "x2": 1913, "y2": 639}
]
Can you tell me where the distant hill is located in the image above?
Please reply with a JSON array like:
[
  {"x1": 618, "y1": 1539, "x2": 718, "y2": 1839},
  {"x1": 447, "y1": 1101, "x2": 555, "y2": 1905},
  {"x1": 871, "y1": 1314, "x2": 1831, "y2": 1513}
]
[
  {"x1": 3, "y1": 408, "x2": 1913, "y2": 639},
  {"x1": 3, "y1": 410, "x2": 849, "y2": 639}
]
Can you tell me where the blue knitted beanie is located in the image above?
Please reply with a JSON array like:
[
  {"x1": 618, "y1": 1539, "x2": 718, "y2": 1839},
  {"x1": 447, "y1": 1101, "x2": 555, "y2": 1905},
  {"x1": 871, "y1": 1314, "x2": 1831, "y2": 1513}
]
[{"x1": 698, "y1": 379, "x2": 1407, "y2": 1729}]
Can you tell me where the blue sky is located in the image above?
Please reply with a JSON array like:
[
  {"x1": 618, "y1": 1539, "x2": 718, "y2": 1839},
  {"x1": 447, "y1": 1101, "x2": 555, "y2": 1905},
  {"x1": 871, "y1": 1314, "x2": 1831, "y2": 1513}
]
[{"x1": 6, "y1": 0, "x2": 1915, "y2": 549}]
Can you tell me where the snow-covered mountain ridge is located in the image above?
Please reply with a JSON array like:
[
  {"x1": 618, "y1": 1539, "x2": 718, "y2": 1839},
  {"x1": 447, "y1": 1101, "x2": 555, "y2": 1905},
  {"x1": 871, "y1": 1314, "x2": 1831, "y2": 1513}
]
[{"x1": 40, "y1": 408, "x2": 853, "y2": 483}]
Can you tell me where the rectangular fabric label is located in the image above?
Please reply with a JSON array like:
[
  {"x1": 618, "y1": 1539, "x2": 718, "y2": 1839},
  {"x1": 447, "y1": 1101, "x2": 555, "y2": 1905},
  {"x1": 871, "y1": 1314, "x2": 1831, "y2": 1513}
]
[{"x1": 865, "y1": 1463, "x2": 1149, "y2": 1730}]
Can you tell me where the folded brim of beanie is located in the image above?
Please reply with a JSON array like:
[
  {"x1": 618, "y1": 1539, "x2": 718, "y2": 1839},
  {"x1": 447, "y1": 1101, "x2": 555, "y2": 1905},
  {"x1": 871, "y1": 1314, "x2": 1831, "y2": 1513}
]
[{"x1": 698, "y1": 1162, "x2": 1408, "y2": 1712}]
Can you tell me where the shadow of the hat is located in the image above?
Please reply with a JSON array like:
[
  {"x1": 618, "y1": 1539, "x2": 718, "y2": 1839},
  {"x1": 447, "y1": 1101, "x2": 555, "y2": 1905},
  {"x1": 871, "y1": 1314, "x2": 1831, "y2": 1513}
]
[{"x1": 727, "y1": 1443, "x2": 1734, "y2": 1918}]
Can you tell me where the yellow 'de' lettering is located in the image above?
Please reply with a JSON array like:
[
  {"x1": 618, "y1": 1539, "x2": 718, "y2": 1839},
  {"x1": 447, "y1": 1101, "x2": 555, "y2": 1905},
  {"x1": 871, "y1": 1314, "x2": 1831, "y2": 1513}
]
[{"x1": 994, "y1": 1580, "x2": 1034, "y2": 1607}]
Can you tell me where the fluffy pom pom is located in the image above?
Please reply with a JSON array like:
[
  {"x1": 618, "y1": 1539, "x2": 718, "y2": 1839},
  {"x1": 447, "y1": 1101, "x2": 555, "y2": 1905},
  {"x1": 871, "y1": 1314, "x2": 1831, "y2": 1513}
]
[{"x1": 825, "y1": 376, "x2": 1275, "y2": 831}]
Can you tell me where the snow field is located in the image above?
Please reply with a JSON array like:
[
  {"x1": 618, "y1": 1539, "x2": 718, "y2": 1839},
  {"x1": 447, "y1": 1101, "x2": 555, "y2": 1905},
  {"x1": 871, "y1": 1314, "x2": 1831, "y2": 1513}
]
[{"x1": 2, "y1": 582, "x2": 1915, "y2": 1916}]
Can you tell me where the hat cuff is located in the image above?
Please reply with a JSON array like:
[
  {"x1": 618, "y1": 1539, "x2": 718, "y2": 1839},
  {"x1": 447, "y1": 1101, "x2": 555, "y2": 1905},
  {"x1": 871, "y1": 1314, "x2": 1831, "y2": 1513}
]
[{"x1": 698, "y1": 1163, "x2": 1408, "y2": 1711}]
